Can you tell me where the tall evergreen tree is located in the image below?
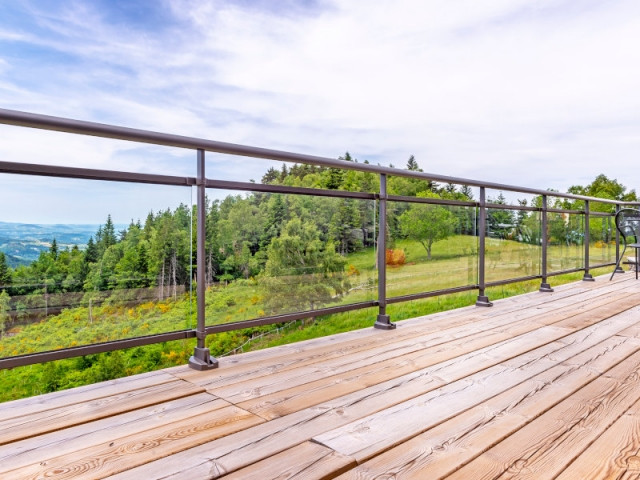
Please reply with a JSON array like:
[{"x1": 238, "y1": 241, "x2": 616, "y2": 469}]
[
  {"x1": 50, "y1": 238, "x2": 59, "y2": 260},
  {"x1": 406, "y1": 155, "x2": 420, "y2": 171},
  {"x1": 0, "y1": 252, "x2": 11, "y2": 289}
]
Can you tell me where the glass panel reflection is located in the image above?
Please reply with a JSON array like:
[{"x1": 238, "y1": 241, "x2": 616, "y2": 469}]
[
  {"x1": 484, "y1": 207, "x2": 541, "y2": 283},
  {"x1": 386, "y1": 202, "x2": 478, "y2": 297},
  {"x1": 0, "y1": 175, "x2": 193, "y2": 358},
  {"x1": 547, "y1": 212, "x2": 584, "y2": 272},
  {"x1": 203, "y1": 190, "x2": 377, "y2": 326}
]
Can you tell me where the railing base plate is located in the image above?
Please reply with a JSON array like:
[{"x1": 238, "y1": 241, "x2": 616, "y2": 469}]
[
  {"x1": 582, "y1": 274, "x2": 596, "y2": 282},
  {"x1": 189, "y1": 347, "x2": 219, "y2": 371},
  {"x1": 374, "y1": 314, "x2": 396, "y2": 330},
  {"x1": 476, "y1": 295, "x2": 493, "y2": 307},
  {"x1": 539, "y1": 283, "x2": 554, "y2": 292}
]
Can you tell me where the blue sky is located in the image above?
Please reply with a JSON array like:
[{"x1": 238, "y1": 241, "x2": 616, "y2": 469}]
[{"x1": 1, "y1": 0, "x2": 640, "y2": 223}]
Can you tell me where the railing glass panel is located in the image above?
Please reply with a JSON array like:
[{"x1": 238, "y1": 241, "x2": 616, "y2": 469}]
[
  {"x1": 0, "y1": 175, "x2": 193, "y2": 358},
  {"x1": 386, "y1": 203, "x2": 478, "y2": 297}
]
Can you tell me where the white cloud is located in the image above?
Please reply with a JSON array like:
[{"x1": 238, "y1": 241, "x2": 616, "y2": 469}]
[{"x1": 1, "y1": 0, "x2": 640, "y2": 223}]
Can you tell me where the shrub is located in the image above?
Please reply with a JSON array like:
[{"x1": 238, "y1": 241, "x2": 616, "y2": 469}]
[{"x1": 386, "y1": 249, "x2": 406, "y2": 266}]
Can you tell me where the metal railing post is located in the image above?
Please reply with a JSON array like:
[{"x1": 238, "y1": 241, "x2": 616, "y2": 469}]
[
  {"x1": 583, "y1": 200, "x2": 595, "y2": 281},
  {"x1": 476, "y1": 187, "x2": 493, "y2": 306},
  {"x1": 189, "y1": 149, "x2": 219, "y2": 370},
  {"x1": 374, "y1": 173, "x2": 395, "y2": 329},
  {"x1": 614, "y1": 204, "x2": 625, "y2": 274},
  {"x1": 540, "y1": 195, "x2": 553, "y2": 292}
]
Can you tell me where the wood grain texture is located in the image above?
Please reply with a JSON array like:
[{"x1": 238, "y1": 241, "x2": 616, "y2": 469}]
[
  {"x1": 0, "y1": 379, "x2": 204, "y2": 445},
  {"x1": 334, "y1": 333, "x2": 640, "y2": 480},
  {"x1": 0, "y1": 392, "x2": 226, "y2": 475},
  {"x1": 555, "y1": 397, "x2": 640, "y2": 480},
  {"x1": 313, "y1": 306, "x2": 640, "y2": 463},
  {"x1": 0, "y1": 369, "x2": 176, "y2": 422},
  {"x1": 219, "y1": 441, "x2": 356, "y2": 480},
  {"x1": 447, "y1": 348, "x2": 640, "y2": 480},
  {"x1": 4, "y1": 403, "x2": 264, "y2": 480}
]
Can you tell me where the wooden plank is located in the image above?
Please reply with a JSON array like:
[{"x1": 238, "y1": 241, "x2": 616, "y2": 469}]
[
  {"x1": 0, "y1": 379, "x2": 205, "y2": 445},
  {"x1": 219, "y1": 441, "x2": 356, "y2": 480},
  {"x1": 236, "y1": 327, "x2": 567, "y2": 420},
  {"x1": 0, "y1": 369, "x2": 176, "y2": 422},
  {"x1": 108, "y1": 306, "x2": 640, "y2": 479},
  {"x1": 216, "y1": 286, "x2": 635, "y2": 411},
  {"x1": 334, "y1": 334, "x2": 640, "y2": 480},
  {"x1": 0, "y1": 393, "x2": 226, "y2": 475},
  {"x1": 4, "y1": 403, "x2": 265, "y2": 480},
  {"x1": 555, "y1": 397, "x2": 640, "y2": 480},
  {"x1": 312, "y1": 307, "x2": 640, "y2": 464},
  {"x1": 446, "y1": 348, "x2": 640, "y2": 480}
]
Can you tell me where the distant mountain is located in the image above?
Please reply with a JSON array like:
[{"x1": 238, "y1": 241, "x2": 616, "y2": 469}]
[{"x1": 0, "y1": 222, "x2": 102, "y2": 267}]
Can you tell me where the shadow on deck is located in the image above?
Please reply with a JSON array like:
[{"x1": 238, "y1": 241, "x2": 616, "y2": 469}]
[{"x1": 2, "y1": 273, "x2": 640, "y2": 479}]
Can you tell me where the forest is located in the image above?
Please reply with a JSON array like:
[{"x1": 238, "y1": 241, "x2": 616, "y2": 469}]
[{"x1": 0, "y1": 154, "x2": 636, "y2": 401}]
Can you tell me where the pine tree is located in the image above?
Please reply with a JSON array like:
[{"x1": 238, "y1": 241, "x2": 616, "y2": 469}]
[
  {"x1": 84, "y1": 237, "x2": 98, "y2": 263},
  {"x1": 406, "y1": 155, "x2": 420, "y2": 171},
  {"x1": 50, "y1": 238, "x2": 58, "y2": 260},
  {"x1": 0, "y1": 252, "x2": 11, "y2": 289}
]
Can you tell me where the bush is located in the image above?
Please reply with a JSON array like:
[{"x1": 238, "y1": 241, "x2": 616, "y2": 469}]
[{"x1": 385, "y1": 249, "x2": 406, "y2": 266}]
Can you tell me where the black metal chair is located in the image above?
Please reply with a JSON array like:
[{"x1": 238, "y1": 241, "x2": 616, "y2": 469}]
[{"x1": 610, "y1": 208, "x2": 640, "y2": 280}]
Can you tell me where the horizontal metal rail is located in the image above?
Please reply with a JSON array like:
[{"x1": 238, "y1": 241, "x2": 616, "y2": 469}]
[
  {"x1": 0, "y1": 160, "x2": 195, "y2": 186},
  {"x1": 0, "y1": 330, "x2": 196, "y2": 369},
  {"x1": 385, "y1": 285, "x2": 478, "y2": 304},
  {"x1": 387, "y1": 195, "x2": 477, "y2": 207},
  {"x1": 206, "y1": 179, "x2": 377, "y2": 200},
  {"x1": 204, "y1": 301, "x2": 378, "y2": 335},
  {"x1": 1, "y1": 108, "x2": 637, "y2": 205}
]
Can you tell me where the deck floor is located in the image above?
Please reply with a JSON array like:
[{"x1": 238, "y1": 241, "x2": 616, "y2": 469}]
[{"x1": 2, "y1": 273, "x2": 640, "y2": 479}]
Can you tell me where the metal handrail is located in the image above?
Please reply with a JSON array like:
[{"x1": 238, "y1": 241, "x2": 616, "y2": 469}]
[
  {"x1": 1, "y1": 108, "x2": 636, "y2": 205},
  {"x1": 0, "y1": 108, "x2": 629, "y2": 370}
]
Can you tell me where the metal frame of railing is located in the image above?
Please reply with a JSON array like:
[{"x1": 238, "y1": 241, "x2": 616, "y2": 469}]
[{"x1": 0, "y1": 108, "x2": 637, "y2": 370}]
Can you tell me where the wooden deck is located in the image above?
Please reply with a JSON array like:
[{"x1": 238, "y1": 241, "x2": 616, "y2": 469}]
[{"x1": 2, "y1": 273, "x2": 640, "y2": 479}]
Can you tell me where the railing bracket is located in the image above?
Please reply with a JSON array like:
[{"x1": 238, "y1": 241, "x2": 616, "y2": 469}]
[
  {"x1": 374, "y1": 314, "x2": 396, "y2": 330},
  {"x1": 539, "y1": 283, "x2": 554, "y2": 292},
  {"x1": 476, "y1": 295, "x2": 493, "y2": 307},
  {"x1": 189, "y1": 347, "x2": 219, "y2": 371}
]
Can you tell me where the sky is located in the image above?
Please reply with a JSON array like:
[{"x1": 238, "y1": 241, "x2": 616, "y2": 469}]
[{"x1": 1, "y1": 0, "x2": 640, "y2": 223}]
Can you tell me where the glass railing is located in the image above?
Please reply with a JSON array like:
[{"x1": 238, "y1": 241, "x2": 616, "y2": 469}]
[{"x1": 0, "y1": 108, "x2": 633, "y2": 371}]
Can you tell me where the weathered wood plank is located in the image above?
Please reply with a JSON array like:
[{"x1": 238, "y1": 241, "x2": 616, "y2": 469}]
[
  {"x1": 0, "y1": 379, "x2": 205, "y2": 445},
  {"x1": 555, "y1": 397, "x2": 640, "y2": 480},
  {"x1": 312, "y1": 305, "x2": 640, "y2": 463},
  {"x1": 108, "y1": 299, "x2": 640, "y2": 479},
  {"x1": 334, "y1": 333, "x2": 640, "y2": 480},
  {"x1": 4, "y1": 403, "x2": 265, "y2": 480},
  {"x1": 221, "y1": 287, "x2": 637, "y2": 415},
  {"x1": 0, "y1": 369, "x2": 176, "y2": 422},
  {"x1": 219, "y1": 441, "x2": 356, "y2": 480},
  {"x1": 446, "y1": 348, "x2": 640, "y2": 480},
  {"x1": 0, "y1": 392, "x2": 226, "y2": 475}
]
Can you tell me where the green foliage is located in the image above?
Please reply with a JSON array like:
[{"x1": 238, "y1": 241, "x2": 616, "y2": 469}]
[
  {"x1": 263, "y1": 218, "x2": 348, "y2": 312},
  {"x1": 0, "y1": 290, "x2": 9, "y2": 338},
  {"x1": 399, "y1": 191, "x2": 457, "y2": 260},
  {"x1": 0, "y1": 252, "x2": 10, "y2": 289}
]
